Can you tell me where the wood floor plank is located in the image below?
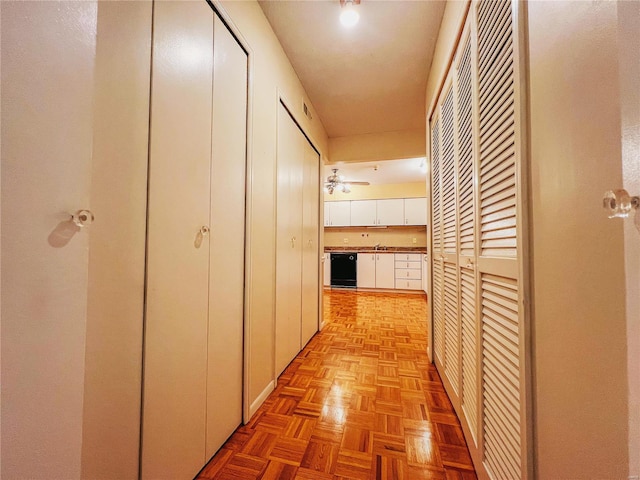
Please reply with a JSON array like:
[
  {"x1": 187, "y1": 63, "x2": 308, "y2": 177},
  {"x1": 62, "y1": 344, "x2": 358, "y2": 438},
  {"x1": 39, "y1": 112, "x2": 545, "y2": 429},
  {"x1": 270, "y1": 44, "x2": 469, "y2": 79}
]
[{"x1": 196, "y1": 290, "x2": 477, "y2": 480}]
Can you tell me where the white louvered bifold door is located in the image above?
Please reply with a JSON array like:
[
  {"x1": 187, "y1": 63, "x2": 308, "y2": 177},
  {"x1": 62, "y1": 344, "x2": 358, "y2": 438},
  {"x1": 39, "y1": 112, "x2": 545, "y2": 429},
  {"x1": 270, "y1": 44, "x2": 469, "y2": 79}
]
[
  {"x1": 476, "y1": 0, "x2": 528, "y2": 478},
  {"x1": 454, "y1": 23, "x2": 479, "y2": 447},
  {"x1": 440, "y1": 82, "x2": 461, "y2": 400},
  {"x1": 428, "y1": 1, "x2": 529, "y2": 478},
  {"x1": 430, "y1": 113, "x2": 445, "y2": 366}
]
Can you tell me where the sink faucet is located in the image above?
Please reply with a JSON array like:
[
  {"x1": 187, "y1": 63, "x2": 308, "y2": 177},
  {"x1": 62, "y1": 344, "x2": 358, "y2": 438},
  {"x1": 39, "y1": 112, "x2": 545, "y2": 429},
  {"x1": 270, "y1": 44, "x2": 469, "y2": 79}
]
[{"x1": 374, "y1": 242, "x2": 380, "y2": 250}]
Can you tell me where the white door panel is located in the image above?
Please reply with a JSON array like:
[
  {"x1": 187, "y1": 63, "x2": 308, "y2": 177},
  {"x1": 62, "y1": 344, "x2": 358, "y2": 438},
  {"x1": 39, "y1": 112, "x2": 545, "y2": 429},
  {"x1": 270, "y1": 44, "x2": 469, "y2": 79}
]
[
  {"x1": 206, "y1": 14, "x2": 247, "y2": 459},
  {"x1": 142, "y1": 2, "x2": 213, "y2": 478}
]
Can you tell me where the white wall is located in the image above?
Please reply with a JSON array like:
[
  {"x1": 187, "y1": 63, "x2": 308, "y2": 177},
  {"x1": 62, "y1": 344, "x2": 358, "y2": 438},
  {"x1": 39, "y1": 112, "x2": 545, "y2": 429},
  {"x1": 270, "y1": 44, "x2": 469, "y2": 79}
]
[
  {"x1": 528, "y1": 1, "x2": 629, "y2": 477},
  {"x1": 1, "y1": 2, "x2": 98, "y2": 478}
]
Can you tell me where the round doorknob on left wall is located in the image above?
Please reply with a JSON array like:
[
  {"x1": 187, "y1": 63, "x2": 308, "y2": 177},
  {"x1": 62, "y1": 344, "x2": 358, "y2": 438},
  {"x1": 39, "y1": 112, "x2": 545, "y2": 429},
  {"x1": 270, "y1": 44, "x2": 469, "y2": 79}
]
[{"x1": 71, "y1": 209, "x2": 94, "y2": 228}]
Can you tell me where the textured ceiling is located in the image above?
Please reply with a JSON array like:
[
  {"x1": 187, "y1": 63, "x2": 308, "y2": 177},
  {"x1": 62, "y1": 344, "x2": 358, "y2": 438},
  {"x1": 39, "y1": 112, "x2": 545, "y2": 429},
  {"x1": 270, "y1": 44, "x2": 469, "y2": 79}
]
[{"x1": 259, "y1": 0, "x2": 445, "y2": 138}]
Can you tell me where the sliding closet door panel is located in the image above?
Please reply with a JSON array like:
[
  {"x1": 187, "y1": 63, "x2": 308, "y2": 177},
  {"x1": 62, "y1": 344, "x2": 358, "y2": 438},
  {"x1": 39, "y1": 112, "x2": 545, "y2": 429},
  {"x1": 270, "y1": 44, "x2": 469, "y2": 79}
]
[
  {"x1": 301, "y1": 139, "x2": 320, "y2": 347},
  {"x1": 275, "y1": 105, "x2": 303, "y2": 377},
  {"x1": 206, "y1": 14, "x2": 248, "y2": 459},
  {"x1": 142, "y1": 2, "x2": 213, "y2": 478}
]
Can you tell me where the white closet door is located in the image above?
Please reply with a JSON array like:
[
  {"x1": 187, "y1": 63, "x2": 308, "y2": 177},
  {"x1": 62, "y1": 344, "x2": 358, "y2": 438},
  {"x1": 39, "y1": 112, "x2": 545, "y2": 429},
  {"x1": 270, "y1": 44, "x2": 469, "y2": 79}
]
[
  {"x1": 142, "y1": 2, "x2": 213, "y2": 478},
  {"x1": 301, "y1": 138, "x2": 320, "y2": 347},
  {"x1": 455, "y1": 26, "x2": 479, "y2": 446},
  {"x1": 206, "y1": 14, "x2": 247, "y2": 459},
  {"x1": 441, "y1": 81, "x2": 461, "y2": 399},
  {"x1": 476, "y1": 0, "x2": 525, "y2": 478},
  {"x1": 431, "y1": 114, "x2": 445, "y2": 365},
  {"x1": 275, "y1": 104, "x2": 303, "y2": 377}
]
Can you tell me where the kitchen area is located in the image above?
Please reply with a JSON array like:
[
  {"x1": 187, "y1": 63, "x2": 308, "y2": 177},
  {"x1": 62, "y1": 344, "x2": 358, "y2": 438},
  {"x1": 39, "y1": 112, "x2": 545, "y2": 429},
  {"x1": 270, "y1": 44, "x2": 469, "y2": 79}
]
[{"x1": 322, "y1": 159, "x2": 428, "y2": 294}]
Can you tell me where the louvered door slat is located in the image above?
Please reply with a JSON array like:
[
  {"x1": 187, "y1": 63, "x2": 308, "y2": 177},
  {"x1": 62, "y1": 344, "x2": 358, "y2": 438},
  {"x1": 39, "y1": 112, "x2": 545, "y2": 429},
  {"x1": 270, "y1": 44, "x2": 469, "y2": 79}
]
[
  {"x1": 481, "y1": 271, "x2": 521, "y2": 479},
  {"x1": 484, "y1": 401, "x2": 519, "y2": 458},
  {"x1": 433, "y1": 260, "x2": 445, "y2": 363},
  {"x1": 480, "y1": 121, "x2": 515, "y2": 161},
  {"x1": 444, "y1": 263, "x2": 460, "y2": 394},
  {"x1": 457, "y1": 35, "x2": 475, "y2": 258},
  {"x1": 442, "y1": 86, "x2": 457, "y2": 255},
  {"x1": 480, "y1": 96, "x2": 514, "y2": 145},
  {"x1": 478, "y1": 1, "x2": 511, "y2": 71},
  {"x1": 479, "y1": 22, "x2": 512, "y2": 82},
  {"x1": 477, "y1": 0, "x2": 506, "y2": 52},
  {"x1": 478, "y1": 0, "x2": 517, "y2": 259},
  {"x1": 432, "y1": 118, "x2": 442, "y2": 253},
  {"x1": 460, "y1": 267, "x2": 477, "y2": 441}
]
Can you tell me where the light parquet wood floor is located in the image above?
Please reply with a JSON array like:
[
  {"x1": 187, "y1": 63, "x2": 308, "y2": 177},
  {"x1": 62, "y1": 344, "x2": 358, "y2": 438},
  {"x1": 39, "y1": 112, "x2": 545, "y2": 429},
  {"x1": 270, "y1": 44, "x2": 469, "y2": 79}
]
[{"x1": 197, "y1": 290, "x2": 477, "y2": 480}]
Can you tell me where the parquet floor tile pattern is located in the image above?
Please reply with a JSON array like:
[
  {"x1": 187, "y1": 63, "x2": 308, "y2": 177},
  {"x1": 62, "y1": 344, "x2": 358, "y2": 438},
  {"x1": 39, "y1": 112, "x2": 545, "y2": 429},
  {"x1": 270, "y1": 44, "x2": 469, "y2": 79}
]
[{"x1": 197, "y1": 290, "x2": 477, "y2": 480}]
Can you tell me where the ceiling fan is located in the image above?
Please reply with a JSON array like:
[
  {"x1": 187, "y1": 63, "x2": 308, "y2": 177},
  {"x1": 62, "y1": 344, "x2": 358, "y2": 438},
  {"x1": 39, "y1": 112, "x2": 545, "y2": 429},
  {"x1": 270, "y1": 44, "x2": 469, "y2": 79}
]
[{"x1": 324, "y1": 168, "x2": 369, "y2": 194}]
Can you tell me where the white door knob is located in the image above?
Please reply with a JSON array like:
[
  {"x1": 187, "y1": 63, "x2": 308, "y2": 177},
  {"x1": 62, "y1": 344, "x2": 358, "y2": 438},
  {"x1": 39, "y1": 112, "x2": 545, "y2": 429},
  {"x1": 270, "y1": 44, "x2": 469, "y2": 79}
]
[{"x1": 71, "y1": 209, "x2": 94, "y2": 228}]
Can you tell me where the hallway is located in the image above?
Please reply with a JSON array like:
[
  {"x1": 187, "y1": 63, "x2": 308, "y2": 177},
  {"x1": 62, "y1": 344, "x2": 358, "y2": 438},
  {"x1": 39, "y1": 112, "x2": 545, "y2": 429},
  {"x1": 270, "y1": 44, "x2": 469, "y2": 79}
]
[{"x1": 197, "y1": 290, "x2": 477, "y2": 479}]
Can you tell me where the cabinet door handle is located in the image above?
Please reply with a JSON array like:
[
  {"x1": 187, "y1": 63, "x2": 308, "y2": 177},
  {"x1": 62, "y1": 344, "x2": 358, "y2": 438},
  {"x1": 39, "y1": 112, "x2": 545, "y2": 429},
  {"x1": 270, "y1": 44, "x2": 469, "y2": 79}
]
[{"x1": 290, "y1": 236, "x2": 296, "y2": 248}]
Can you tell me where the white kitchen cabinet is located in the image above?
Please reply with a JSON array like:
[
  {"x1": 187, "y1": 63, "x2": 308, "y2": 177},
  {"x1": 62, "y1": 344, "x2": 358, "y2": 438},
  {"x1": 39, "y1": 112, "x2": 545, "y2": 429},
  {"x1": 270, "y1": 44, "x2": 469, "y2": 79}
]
[
  {"x1": 394, "y1": 253, "x2": 422, "y2": 290},
  {"x1": 350, "y1": 200, "x2": 377, "y2": 226},
  {"x1": 356, "y1": 252, "x2": 394, "y2": 289},
  {"x1": 404, "y1": 197, "x2": 427, "y2": 225},
  {"x1": 375, "y1": 253, "x2": 396, "y2": 289},
  {"x1": 376, "y1": 199, "x2": 404, "y2": 226},
  {"x1": 356, "y1": 253, "x2": 376, "y2": 288},
  {"x1": 325, "y1": 201, "x2": 350, "y2": 226},
  {"x1": 422, "y1": 254, "x2": 428, "y2": 293}
]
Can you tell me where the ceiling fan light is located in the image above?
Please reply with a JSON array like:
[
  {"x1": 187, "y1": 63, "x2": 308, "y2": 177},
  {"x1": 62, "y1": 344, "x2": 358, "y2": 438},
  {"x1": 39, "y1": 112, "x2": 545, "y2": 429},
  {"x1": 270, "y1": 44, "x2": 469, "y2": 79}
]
[
  {"x1": 342, "y1": 183, "x2": 351, "y2": 193},
  {"x1": 340, "y1": 3, "x2": 359, "y2": 27}
]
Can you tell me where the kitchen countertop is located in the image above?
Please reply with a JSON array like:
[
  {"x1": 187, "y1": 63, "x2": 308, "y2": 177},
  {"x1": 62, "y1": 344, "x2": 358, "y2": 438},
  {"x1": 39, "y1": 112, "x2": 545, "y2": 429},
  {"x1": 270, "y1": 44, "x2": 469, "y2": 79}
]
[{"x1": 325, "y1": 247, "x2": 427, "y2": 253}]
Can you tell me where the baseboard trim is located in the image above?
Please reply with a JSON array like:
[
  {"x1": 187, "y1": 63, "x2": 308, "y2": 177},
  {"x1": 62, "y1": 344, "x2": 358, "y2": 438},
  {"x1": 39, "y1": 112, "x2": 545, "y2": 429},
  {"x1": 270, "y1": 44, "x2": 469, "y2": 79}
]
[{"x1": 249, "y1": 380, "x2": 274, "y2": 418}]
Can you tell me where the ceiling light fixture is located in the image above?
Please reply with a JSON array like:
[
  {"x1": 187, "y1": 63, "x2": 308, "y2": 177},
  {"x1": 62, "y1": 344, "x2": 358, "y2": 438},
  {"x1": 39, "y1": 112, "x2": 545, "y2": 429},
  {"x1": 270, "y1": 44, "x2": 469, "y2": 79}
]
[
  {"x1": 324, "y1": 168, "x2": 369, "y2": 194},
  {"x1": 340, "y1": 0, "x2": 360, "y2": 28}
]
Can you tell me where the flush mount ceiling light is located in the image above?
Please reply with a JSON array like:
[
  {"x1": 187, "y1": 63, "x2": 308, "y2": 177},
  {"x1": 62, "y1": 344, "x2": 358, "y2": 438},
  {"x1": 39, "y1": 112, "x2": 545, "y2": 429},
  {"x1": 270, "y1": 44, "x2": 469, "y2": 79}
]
[
  {"x1": 324, "y1": 168, "x2": 369, "y2": 194},
  {"x1": 339, "y1": 0, "x2": 360, "y2": 28}
]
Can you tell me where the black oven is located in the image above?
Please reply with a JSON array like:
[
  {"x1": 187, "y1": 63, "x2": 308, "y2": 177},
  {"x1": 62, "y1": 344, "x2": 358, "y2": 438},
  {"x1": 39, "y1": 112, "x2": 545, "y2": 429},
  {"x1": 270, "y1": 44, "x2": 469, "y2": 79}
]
[{"x1": 330, "y1": 253, "x2": 357, "y2": 288}]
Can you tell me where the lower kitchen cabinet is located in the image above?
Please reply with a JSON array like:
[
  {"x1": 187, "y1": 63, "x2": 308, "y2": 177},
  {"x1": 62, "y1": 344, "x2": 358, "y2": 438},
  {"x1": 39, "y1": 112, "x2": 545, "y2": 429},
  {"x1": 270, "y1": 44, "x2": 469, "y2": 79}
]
[
  {"x1": 394, "y1": 253, "x2": 423, "y2": 290},
  {"x1": 356, "y1": 253, "x2": 396, "y2": 289}
]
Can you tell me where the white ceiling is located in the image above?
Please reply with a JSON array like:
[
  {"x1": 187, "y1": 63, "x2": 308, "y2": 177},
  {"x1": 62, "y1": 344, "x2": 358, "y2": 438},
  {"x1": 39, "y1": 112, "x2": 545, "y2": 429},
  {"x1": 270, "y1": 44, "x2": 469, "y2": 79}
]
[
  {"x1": 258, "y1": 0, "x2": 446, "y2": 138},
  {"x1": 325, "y1": 157, "x2": 426, "y2": 185}
]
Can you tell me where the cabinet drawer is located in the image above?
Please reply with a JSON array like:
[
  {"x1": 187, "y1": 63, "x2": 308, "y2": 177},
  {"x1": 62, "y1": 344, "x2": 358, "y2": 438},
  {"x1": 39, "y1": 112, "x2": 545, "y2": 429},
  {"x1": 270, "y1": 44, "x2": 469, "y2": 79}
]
[
  {"x1": 395, "y1": 260, "x2": 421, "y2": 270},
  {"x1": 395, "y1": 279, "x2": 423, "y2": 290},
  {"x1": 395, "y1": 268, "x2": 421, "y2": 280},
  {"x1": 395, "y1": 253, "x2": 422, "y2": 262}
]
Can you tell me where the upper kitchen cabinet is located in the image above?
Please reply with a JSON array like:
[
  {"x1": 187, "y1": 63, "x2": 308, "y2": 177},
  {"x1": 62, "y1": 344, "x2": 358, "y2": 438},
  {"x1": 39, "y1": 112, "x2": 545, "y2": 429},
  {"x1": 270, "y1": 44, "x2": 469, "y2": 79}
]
[
  {"x1": 404, "y1": 197, "x2": 427, "y2": 225},
  {"x1": 376, "y1": 199, "x2": 404, "y2": 226},
  {"x1": 350, "y1": 200, "x2": 377, "y2": 226},
  {"x1": 324, "y1": 200, "x2": 350, "y2": 226}
]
